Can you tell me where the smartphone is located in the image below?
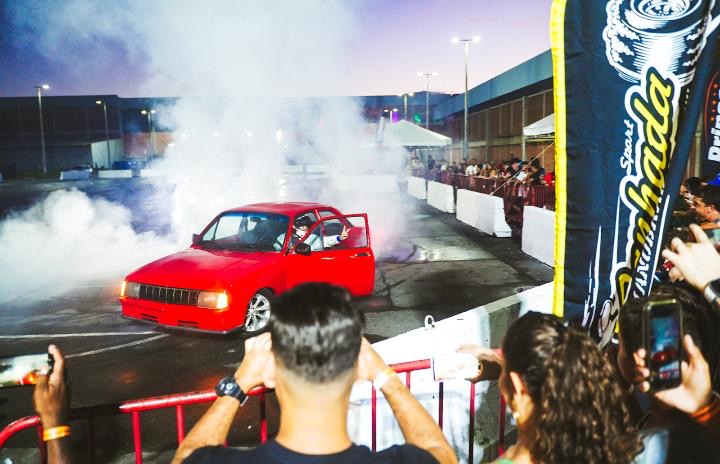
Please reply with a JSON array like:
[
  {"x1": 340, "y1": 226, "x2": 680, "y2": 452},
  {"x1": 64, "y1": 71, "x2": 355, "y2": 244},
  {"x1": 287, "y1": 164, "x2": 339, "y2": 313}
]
[
  {"x1": 0, "y1": 353, "x2": 53, "y2": 388},
  {"x1": 643, "y1": 299, "x2": 682, "y2": 390}
]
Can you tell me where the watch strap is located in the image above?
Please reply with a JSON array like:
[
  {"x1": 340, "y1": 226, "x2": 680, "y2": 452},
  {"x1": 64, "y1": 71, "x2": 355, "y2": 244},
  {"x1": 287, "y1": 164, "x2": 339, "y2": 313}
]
[{"x1": 704, "y1": 279, "x2": 720, "y2": 305}]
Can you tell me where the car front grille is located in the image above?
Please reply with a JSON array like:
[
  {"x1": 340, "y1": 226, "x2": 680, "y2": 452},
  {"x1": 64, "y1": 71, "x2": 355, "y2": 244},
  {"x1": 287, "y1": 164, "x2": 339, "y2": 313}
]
[{"x1": 138, "y1": 284, "x2": 200, "y2": 306}]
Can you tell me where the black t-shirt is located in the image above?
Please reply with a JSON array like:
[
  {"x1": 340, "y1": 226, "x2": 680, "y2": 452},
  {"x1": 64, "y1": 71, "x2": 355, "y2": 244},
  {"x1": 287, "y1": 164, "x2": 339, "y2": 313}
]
[{"x1": 184, "y1": 440, "x2": 438, "y2": 464}]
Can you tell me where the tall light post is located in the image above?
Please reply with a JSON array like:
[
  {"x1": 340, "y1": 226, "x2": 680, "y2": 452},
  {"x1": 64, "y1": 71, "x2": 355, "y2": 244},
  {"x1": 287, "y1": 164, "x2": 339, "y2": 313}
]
[
  {"x1": 397, "y1": 92, "x2": 415, "y2": 121},
  {"x1": 141, "y1": 109, "x2": 156, "y2": 160},
  {"x1": 452, "y1": 36, "x2": 480, "y2": 160},
  {"x1": 35, "y1": 84, "x2": 50, "y2": 174},
  {"x1": 383, "y1": 108, "x2": 398, "y2": 123},
  {"x1": 96, "y1": 100, "x2": 111, "y2": 168},
  {"x1": 417, "y1": 72, "x2": 437, "y2": 129}
]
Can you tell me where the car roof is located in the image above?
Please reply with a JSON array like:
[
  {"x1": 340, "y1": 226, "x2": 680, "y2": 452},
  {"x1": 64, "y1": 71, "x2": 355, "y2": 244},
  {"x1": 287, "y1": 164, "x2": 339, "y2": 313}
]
[{"x1": 225, "y1": 202, "x2": 337, "y2": 216}]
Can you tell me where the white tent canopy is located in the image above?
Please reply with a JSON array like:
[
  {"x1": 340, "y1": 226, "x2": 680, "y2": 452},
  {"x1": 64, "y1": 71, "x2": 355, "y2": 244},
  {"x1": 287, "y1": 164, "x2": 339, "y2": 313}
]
[
  {"x1": 381, "y1": 120, "x2": 452, "y2": 147},
  {"x1": 523, "y1": 113, "x2": 555, "y2": 138}
]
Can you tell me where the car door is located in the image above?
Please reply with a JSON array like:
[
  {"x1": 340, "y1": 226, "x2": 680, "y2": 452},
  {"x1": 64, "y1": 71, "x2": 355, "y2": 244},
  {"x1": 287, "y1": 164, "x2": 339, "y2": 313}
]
[{"x1": 285, "y1": 214, "x2": 374, "y2": 295}]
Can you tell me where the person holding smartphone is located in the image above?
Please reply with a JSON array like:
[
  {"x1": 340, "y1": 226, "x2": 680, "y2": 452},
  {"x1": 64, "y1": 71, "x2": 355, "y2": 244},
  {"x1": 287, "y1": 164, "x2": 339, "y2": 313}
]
[{"x1": 33, "y1": 344, "x2": 73, "y2": 464}]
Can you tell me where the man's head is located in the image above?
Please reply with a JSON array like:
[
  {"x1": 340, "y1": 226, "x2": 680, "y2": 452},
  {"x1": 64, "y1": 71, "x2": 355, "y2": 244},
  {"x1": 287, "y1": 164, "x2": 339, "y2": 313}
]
[
  {"x1": 693, "y1": 186, "x2": 720, "y2": 221},
  {"x1": 270, "y1": 283, "x2": 364, "y2": 385},
  {"x1": 510, "y1": 157, "x2": 520, "y2": 169}
]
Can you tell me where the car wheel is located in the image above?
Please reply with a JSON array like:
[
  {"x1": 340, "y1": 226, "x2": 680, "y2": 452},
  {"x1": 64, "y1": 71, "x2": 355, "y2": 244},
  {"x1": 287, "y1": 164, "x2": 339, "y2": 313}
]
[{"x1": 244, "y1": 289, "x2": 273, "y2": 334}]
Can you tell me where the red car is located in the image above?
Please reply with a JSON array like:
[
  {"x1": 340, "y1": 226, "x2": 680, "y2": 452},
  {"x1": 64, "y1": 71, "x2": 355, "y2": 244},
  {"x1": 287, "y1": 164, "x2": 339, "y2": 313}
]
[{"x1": 119, "y1": 202, "x2": 375, "y2": 334}]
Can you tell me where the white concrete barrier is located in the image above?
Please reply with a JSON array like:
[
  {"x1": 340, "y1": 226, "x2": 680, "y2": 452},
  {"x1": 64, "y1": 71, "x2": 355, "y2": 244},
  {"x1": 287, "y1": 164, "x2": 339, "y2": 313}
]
[
  {"x1": 59, "y1": 170, "x2": 91, "y2": 180},
  {"x1": 407, "y1": 176, "x2": 427, "y2": 199},
  {"x1": 522, "y1": 206, "x2": 555, "y2": 267},
  {"x1": 140, "y1": 169, "x2": 169, "y2": 177},
  {"x1": 306, "y1": 164, "x2": 331, "y2": 180},
  {"x1": 456, "y1": 189, "x2": 511, "y2": 237},
  {"x1": 98, "y1": 170, "x2": 133, "y2": 179},
  {"x1": 332, "y1": 174, "x2": 399, "y2": 192},
  {"x1": 427, "y1": 181, "x2": 455, "y2": 213},
  {"x1": 348, "y1": 283, "x2": 553, "y2": 462}
]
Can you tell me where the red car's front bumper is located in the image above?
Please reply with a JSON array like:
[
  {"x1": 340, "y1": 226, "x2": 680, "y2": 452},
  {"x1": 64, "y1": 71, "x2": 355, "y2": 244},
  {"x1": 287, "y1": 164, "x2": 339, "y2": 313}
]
[{"x1": 120, "y1": 297, "x2": 244, "y2": 334}]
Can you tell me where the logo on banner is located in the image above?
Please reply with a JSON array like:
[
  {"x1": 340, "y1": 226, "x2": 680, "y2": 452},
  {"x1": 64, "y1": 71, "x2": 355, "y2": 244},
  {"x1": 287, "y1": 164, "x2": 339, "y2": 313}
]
[
  {"x1": 705, "y1": 72, "x2": 720, "y2": 163},
  {"x1": 582, "y1": 0, "x2": 710, "y2": 345}
]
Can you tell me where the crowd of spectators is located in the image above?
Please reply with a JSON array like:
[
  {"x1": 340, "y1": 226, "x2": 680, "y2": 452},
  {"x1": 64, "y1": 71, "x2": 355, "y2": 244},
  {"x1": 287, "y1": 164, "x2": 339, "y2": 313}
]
[
  {"x1": 409, "y1": 153, "x2": 554, "y2": 189},
  {"x1": 28, "y1": 175, "x2": 720, "y2": 463}
]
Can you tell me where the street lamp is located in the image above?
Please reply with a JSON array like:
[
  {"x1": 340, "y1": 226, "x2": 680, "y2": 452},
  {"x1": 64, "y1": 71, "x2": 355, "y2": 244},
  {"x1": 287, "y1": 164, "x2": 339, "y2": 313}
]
[
  {"x1": 452, "y1": 35, "x2": 480, "y2": 160},
  {"x1": 417, "y1": 72, "x2": 437, "y2": 129},
  {"x1": 35, "y1": 84, "x2": 50, "y2": 174},
  {"x1": 141, "y1": 109, "x2": 157, "y2": 160},
  {"x1": 397, "y1": 92, "x2": 415, "y2": 121},
  {"x1": 96, "y1": 100, "x2": 111, "y2": 168},
  {"x1": 383, "y1": 108, "x2": 398, "y2": 123}
]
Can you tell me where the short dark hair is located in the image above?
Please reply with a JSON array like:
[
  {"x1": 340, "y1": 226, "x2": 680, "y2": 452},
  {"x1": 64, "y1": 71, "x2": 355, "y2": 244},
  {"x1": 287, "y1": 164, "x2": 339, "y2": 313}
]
[
  {"x1": 685, "y1": 177, "x2": 702, "y2": 196},
  {"x1": 271, "y1": 283, "x2": 364, "y2": 383},
  {"x1": 700, "y1": 185, "x2": 720, "y2": 210}
]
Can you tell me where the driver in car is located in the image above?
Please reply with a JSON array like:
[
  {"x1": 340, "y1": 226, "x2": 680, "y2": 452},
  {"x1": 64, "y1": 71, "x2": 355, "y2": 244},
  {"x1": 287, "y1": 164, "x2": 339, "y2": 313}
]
[{"x1": 274, "y1": 216, "x2": 349, "y2": 251}]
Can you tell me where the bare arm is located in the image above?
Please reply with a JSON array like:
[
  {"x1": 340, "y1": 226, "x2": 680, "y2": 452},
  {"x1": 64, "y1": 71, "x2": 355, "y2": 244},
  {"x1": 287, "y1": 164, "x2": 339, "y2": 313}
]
[
  {"x1": 33, "y1": 345, "x2": 72, "y2": 464},
  {"x1": 173, "y1": 333, "x2": 275, "y2": 463},
  {"x1": 357, "y1": 339, "x2": 457, "y2": 464}
]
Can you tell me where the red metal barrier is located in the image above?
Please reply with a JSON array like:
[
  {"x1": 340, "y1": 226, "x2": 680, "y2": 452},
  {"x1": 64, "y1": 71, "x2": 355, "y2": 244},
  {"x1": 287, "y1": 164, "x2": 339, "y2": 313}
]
[{"x1": 0, "y1": 359, "x2": 505, "y2": 463}]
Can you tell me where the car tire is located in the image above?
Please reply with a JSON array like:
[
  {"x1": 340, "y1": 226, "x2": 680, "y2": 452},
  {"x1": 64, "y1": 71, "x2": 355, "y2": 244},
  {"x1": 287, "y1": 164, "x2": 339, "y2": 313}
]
[{"x1": 243, "y1": 289, "x2": 274, "y2": 335}]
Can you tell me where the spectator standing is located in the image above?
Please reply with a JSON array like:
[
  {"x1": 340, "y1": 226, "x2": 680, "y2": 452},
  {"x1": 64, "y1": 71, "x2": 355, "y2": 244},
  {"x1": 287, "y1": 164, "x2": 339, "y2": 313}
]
[
  {"x1": 174, "y1": 283, "x2": 456, "y2": 464},
  {"x1": 459, "y1": 312, "x2": 641, "y2": 464},
  {"x1": 692, "y1": 186, "x2": 720, "y2": 230}
]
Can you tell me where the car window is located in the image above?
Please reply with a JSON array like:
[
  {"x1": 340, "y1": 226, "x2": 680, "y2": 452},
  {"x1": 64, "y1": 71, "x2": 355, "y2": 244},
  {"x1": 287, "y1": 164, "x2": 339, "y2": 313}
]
[
  {"x1": 214, "y1": 215, "x2": 243, "y2": 240},
  {"x1": 301, "y1": 215, "x2": 368, "y2": 252},
  {"x1": 318, "y1": 209, "x2": 336, "y2": 218}
]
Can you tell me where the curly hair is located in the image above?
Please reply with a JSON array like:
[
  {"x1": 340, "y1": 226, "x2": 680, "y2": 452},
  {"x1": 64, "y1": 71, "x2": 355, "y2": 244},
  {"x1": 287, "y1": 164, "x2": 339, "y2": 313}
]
[{"x1": 502, "y1": 312, "x2": 642, "y2": 464}]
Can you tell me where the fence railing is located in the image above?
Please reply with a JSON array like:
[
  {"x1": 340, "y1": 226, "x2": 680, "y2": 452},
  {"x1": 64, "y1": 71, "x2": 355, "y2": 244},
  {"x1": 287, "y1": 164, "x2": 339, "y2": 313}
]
[{"x1": 0, "y1": 358, "x2": 505, "y2": 464}]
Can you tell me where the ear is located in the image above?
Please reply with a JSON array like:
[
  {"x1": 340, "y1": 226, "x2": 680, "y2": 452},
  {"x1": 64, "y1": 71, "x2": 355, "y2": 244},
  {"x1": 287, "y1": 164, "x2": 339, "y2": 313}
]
[{"x1": 509, "y1": 371, "x2": 526, "y2": 398}]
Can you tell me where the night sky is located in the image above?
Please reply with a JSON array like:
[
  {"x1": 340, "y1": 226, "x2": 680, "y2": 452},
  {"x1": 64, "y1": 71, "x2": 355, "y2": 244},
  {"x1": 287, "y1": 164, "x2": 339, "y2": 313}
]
[{"x1": 0, "y1": 0, "x2": 553, "y2": 98}]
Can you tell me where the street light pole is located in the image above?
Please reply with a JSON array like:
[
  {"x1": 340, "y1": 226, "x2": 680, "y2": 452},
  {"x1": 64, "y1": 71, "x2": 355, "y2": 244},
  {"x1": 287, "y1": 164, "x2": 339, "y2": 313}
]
[
  {"x1": 35, "y1": 84, "x2": 50, "y2": 174},
  {"x1": 417, "y1": 72, "x2": 437, "y2": 129},
  {"x1": 397, "y1": 92, "x2": 415, "y2": 121},
  {"x1": 452, "y1": 36, "x2": 480, "y2": 161},
  {"x1": 141, "y1": 109, "x2": 157, "y2": 161},
  {"x1": 96, "y1": 100, "x2": 111, "y2": 168}
]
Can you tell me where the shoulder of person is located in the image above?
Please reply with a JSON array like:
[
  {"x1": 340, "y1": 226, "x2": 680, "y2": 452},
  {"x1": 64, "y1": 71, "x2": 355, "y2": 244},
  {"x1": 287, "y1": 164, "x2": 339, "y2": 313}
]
[
  {"x1": 183, "y1": 445, "x2": 266, "y2": 464},
  {"x1": 370, "y1": 444, "x2": 439, "y2": 463}
]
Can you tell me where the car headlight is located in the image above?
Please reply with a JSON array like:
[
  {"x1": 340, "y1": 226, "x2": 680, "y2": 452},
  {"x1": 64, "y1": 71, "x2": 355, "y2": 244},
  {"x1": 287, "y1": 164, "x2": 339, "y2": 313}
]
[
  {"x1": 198, "y1": 291, "x2": 229, "y2": 310},
  {"x1": 121, "y1": 281, "x2": 141, "y2": 298}
]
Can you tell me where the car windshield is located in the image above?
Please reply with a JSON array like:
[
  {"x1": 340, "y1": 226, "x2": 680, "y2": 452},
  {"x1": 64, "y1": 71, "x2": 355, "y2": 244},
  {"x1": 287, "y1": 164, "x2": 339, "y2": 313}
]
[{"x1": 199, "y1": 212, "x2": 289, "y2": 252}]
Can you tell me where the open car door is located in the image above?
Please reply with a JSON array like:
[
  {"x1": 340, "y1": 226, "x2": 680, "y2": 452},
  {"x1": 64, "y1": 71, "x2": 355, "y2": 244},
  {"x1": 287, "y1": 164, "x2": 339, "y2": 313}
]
[{"x1": 285, "y1": 214, "x2": 375, "y2": 296}]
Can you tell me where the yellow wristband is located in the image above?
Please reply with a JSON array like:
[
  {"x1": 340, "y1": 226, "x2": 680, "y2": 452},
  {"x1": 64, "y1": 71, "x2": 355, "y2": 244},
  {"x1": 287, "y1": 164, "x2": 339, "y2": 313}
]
[
  {"x1": 372, "y1": 368, "x2": 397, "y2": 390},
  {"x1": 43, "y1": 425, "x2": 71, "y2": 441}
]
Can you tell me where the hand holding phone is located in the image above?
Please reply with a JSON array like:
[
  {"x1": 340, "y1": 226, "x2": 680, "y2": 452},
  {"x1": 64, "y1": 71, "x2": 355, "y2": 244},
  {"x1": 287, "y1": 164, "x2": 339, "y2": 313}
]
[{"x1": 643, "y1": 299, "x2": 682, "y2": 391}]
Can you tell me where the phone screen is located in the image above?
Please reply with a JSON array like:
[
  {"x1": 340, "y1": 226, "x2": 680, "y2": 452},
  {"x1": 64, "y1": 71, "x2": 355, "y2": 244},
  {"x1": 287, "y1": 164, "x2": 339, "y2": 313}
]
[
  {"x1": 0, "y1": 353, "x2": 52, "y2": 388},
  {"x1": 646, "y1": 303, "x2": 682, "y2": 390}
]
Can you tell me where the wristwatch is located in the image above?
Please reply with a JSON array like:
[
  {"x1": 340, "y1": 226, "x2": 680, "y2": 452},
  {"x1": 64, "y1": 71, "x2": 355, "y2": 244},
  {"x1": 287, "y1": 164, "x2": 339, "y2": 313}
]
[
  {"x1": 704, "y1": 279, "x2": 720, "y2": 306},
  {"x1": 215, "y1": 376, "x2": 248, "y2": 405}
]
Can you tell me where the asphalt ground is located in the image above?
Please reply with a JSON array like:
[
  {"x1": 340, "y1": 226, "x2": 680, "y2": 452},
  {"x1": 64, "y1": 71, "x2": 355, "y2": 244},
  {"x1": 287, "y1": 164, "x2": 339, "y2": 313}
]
[{"x1": 0, "y1": 177, "x2": 553, "y2": 463}]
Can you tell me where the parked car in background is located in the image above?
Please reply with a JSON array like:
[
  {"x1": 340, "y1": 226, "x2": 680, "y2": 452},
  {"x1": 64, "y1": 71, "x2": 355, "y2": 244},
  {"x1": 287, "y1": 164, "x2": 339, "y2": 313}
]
[{"x1": 119, "y1": 202, "x2": 375, "y2": 334}]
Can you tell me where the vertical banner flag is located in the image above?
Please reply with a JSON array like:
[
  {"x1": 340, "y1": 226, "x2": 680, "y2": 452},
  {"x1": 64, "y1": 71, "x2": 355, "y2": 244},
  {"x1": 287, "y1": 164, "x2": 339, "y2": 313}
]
[
  {"x1": 551, "y1": 0, "x2": 720, "y2": 346},
  {"x1": 702, "y1": 42, "x2": 720, "y2": 179}
]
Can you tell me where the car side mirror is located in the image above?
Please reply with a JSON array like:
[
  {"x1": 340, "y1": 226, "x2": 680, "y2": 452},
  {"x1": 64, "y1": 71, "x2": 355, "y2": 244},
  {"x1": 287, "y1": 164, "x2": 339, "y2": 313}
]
[
  {"x1": 295, "y1": 242, "x2": 311, "y2": 256},
  {"x1": 192, "y1": 233, "x2": 201, "y2": 245}
]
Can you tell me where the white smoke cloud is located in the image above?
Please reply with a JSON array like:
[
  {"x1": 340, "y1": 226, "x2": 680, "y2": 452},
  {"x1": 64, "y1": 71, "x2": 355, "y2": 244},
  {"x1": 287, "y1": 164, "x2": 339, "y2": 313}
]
[
  {"x1": 0, "y1": 189, "x2": 175, "y2": 304},
  {"x1": 2, "y1": 0, "x2": 416, "y2": 303}
]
